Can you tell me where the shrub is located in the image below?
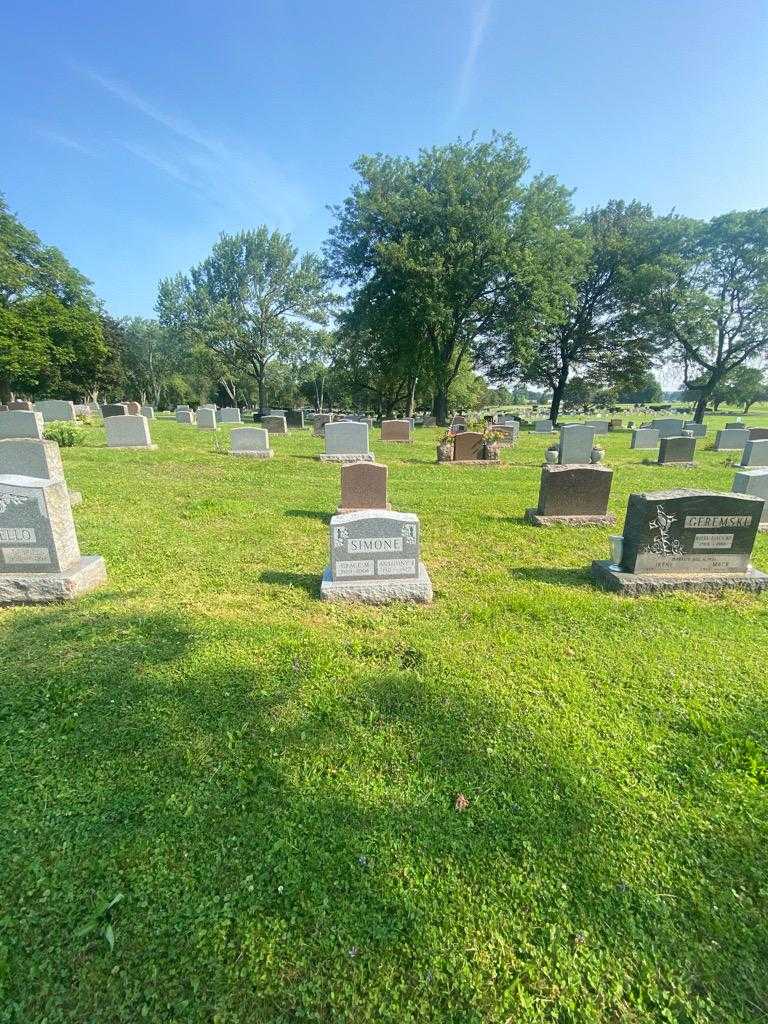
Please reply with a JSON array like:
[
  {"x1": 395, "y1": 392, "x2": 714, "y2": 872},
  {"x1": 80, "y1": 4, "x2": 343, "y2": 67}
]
[{"x1": 43, "y1": 421, "x2": 85, "y2": 448}]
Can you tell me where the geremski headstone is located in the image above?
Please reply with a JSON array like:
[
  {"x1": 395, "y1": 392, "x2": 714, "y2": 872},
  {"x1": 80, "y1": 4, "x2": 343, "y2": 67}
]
[
  {"x1": 733, "y1": 470, "x2": 768, "y2": 529},
  {"x1": 631, "y1": 427, "x2": 660, "y2": 449},
  {"x1": 739, "y1": 439, "x2": 768, "y2": 468},
  {"x1": 101, "y1": 404, "x2": 128, "y2": 418},
  {"x1": 0, "y1": 438, "x2": 83, "y2": 507},
  {"x1": 591, "y1": 488, "x2": 768, "y2": 594},
  {"x1": 339, "y1": 462, "x2": 389, "y2": 512},
  {"x1": 34, "y1": 400, "x2": 76, "y2": 422},
  {"x1": 262, "y1": 415, "x2": 288, "y2": 435},
  {"x1": 0, "y1": 474, "x2": 106, "y2": 603},
  {"x1": 0, "y1": 411, "x2": 45, "y2": 440},
  {"x1": 230, "y1": 427, "x2": 273, "y2": 458},
  {"x1": 534, "y1": 419, "x2": 554, "y2": 433},
  {"x1": 320, "y1": 421, "x2": 373, "y2": 462},
  {"x1": 321, "y1": 510, "x2": 432, "y2": 603},
  {"x1": 219, "y1": 408, "x2": 241, "y2": 424},
  {"x1": 197, "y1": 408, "x2": 217, "y2": 430},
  {"x1": 313, "y1": 413, "x2": 333, "y2": 437},
  {"x1": 714, "y1": 428, "x2": 748, "y2": 451},
  {"x1": 125, "y1": 401, "x2": 141, "y2": 415},
  {"x1": 558, "y1": 424, "x2": 595, "y2": 465},
  {"x1": 105, "y1": 414, "x2": 156, "y2": 449},
  {"x1": 176, "y1": 409, "x2": 195, "y2": 425},
  {"x1": 650, "y1": 418, "x2": 685, "y2": 439},
  {"x1": 380, "y1": 419, "x2": 412, "y2": 443},
  {"x1": 658, "y1": 436, "x2": 696, "y2": 465},
  {"x1": 141, "y1": 405, "x2": 155, "y2": 420},
  {"x1": 286, "y1": 410, "x2": 305, "y2": 429}
]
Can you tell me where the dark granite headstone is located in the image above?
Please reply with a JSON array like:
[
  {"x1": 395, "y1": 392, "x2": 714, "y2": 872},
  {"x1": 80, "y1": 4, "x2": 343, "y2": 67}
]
[
  {"x1": 658, "y1": 436, "x2": 696, "y2": 464},
  {"x1": 749, "y1": 428, "x2": 768, "y2": 441},
  {"x1": 101, "y1": 404, "x2": 128, "y2": 418},
  {"x1": 286, "y1": 410, "x2": 305, "y2": 429},
  {"x1": 535, "y1": 465, "x2": 613, "y2": 517}
]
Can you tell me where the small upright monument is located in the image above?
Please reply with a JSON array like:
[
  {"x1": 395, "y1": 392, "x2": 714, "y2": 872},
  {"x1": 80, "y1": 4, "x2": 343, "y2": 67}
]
[
  {"x1": 319, "y1": 421, "x2": 374, "y2": 462},
  {"x1": 338, "y1": 462, "x2": 390, "y2": 512},
  {"x1": 230, "y1": 427, "x2": 273, "y2": 458},
  {"x1": 525, "y1": 424, "x2": 614, "y2": 526}
]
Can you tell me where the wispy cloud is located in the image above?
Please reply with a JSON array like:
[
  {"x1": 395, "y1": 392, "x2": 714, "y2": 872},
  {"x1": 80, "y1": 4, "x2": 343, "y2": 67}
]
[
  {"x1": 117, "y1": 140, "x2": 206, "y2": 194},
  {"x1": 453, "y1": 0, "x2": 493, "y2": 118},
  {"x1": 35, "y1": 127, "x2": 97, "y2": 157}
]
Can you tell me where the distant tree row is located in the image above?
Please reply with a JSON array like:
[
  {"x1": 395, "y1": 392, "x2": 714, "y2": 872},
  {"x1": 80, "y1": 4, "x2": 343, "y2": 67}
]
[{"x1": 2, "y1": 133, "x2": 768, "y2": 422}]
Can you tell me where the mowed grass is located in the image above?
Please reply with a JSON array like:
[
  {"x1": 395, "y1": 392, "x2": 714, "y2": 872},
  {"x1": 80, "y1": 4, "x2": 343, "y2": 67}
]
[{"x1": 1, "y1": 413, "x2": 767, "y2": 1023}]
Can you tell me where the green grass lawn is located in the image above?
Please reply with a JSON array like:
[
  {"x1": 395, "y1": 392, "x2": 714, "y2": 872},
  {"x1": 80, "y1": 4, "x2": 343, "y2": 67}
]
[{"x1": 2, "y1": 413, "x2": 767, "y2": 1023}]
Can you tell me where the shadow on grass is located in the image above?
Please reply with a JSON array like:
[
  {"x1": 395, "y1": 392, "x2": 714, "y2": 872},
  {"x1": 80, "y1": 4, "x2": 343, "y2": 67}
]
[
  {"x1": 284, "y1": 509, "x2": 331, "y2": 523},
  {"x1": 258, "y1": 569, "x2": 320, "y2": 595},
  {"x1": 509, "y1": 565, "x2": 594, "y2": 589}
]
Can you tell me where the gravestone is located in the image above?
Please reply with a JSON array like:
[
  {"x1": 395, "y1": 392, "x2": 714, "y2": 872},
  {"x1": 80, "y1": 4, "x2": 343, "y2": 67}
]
[
  {"x1": 268, "y1": 409, "x2": 286, "y2": 417},
  {"x1": 726, "y1": 421, "x2": 743, "y2": 429},
  {"x1": 105, "y1": 415, "x2": 156, "y2": 449},
  {"x1": 0, "y1": 438, "x2": 82, "y2": 507},
  {"x1": 733, "y1": 470, "x2": 768, "y2": 529},
  {"x1": 450, "y1": 415, "x2": 467, "y2": 433},
  {"x1": 219, "y1": 408, "x2": 242, "y2": 424},
  {"x1": 320, "y1": 421, "x2": 373, "y2": 462},
  {"x1": 8, "y1": 400, "x2": 33, "y2": 411},
  {"x1": 381, "y1": 419, "x2": 412, "y2": 443},
  {"x1": 176, "y1": 410, "x2": 195, "y2": 425},
  {"x1": 230, "y1": 427, "x2": 273, "y2": 458},
  {"x1": 558, "y1": 424, "x2": 595, "y2": 465},
  {"x1": 0, "y1": 411, "x2": 45, "y2": 440},
  {"x1": 197, "y1": 408, "x2": 217, "y2": 431},
  {"x1": 141, "y1": 405, "x2": 155, "y2": 420},
  {"x1": 533, "y1": 419, "x2": 554, "y2": 433},
  {"x1": 101, "y1": 404, "x2": 128, "y2": 418},
  {"x1": 313, "y1": 413, "x2": 333, "y2": 437},
  {"x1": 650, "y1": 418, "x2": 685, "y2": 438},
  {"x1": 658, "y1": 436, "x2": 696, "y2": 465},
  {"x1": 495, "y1": 422, "x2": 519, "y2": 445},
  {"x1": 286, "y1": 410, "x2": 305, "y2": 429},
  {"x1": 526, "y1": 465, "x2": 614, "y2": 526},
  {"x1": 35, "y1": 400, "x2": 76, "y2": 422},
  {"x1": 739, "y1": 439, "x2": 768, "y2": 467},
  {"x1": 423, "y1": 415, "x2": 437, "y2": 427},
  {"x1": 749, "y1": 428, "x2": 768, "y2": 441},
  {"x1": 631, "y1": 428, "x2": 660, "y2": 449},
  {"x1": 684, "y1": 422, "x2": 707, "y2": 437},
  {"x1": 125, "y1": 401, "x2": 141, "y2": 415},
  {"x1": 453, "y1": 431, "x2": 484, "y2": 462},
  {"x1": 585, "y1": 420, "x2": 610, "y2": 434},
  {"x1": 609, "y1": 418, "x2": 623, "y2": 430},
  {"x1": 339, "y1": 462, "x2": 389, "y2": 512},
  {"x1": 714, "y1": 428, "x2": 748, "y2": 451},
  {"x1": 321, "y1": 510, "x2": 432, "y2": 603},
  {"x1": 0, "y1": 475, "x2": 106, "y2": 603},
  {"x1": 262, "y1": 415, "x2": 288, "y2": 435}
]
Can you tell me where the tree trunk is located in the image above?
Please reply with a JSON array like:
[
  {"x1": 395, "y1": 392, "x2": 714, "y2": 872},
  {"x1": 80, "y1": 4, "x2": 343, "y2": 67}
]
[
  {"x1": 405, "y1": 376, "x2": 418, "y2": 419},
  {"x1": 549, "y1": 366, "x2": 569, "y2": 425},
  {"x1": 432, "y1": 387, "x2": 449, "y2": 426},
  {"x1": 258, "y1": 375, "x2": 267, "y2": 414}
]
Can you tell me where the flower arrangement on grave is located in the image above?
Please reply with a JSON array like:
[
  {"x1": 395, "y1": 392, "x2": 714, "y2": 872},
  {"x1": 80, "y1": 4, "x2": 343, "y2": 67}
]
[
  {"x1": 482, "y1": 428, "x2": 503, "y2": 461},
  {"x1": 437, "y1": 431, "x2": 455, "y2": 462}
]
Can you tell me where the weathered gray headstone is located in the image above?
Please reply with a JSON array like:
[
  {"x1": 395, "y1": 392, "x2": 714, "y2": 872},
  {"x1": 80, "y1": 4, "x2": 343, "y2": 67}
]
[
  {"x1": 8, "y1": 400, "x2": 33, "y2": 411},
  {"x1": 450, "y1": 415, "x2": 468, "y2": 433},
  {"x1": 105, "y1": 415, "x2": 156, "y2": 449},
  {"x1": 125, "y1": 401, "x2": 141, "y2": 415},
  {"x1": 320, "y1": 421, "x2": 373, "y2": 462},
  {"x1": 714, "y1": 428, "x2": 749, "y2": 451},
  {"x1": 631, "y1": 428, "x2": 660, "y2": 449},
  {"x1": 197, "y1": 408, "x2": 217, "y2": 431},
  {"x1": 262, "y1": 415, "x2": 288, "y2": 435},
  {"x1": 585, "y1": 420, "x2": 610, "y2": 434},
  {"x1": 650, "y1": 418, "x2": 685, "y2": 439},
  {"x1": 141, "y1": 405, "x2": 155, "y2": 420},
  {"x1": 534, "y1": 419, "x2": 554, "y2": 433},
  {"x1": 286, "y1": 410, "x2": 305, "y2": 429},
  {"x1": 0, "y1": 438, "x2": 82, "y2": 506},
  {"x1": 176, "y1": 410, "x2": 195, "y2": 425},
  {"x1": 683, "y1": 422, "x2": 707, "y2": 437},
  {"x1": 230, "y1": 427, "x2": 273, "y2": 458},
  {"x1": 0, "y1": 411, "x2": 45, "y2": 440},
  {"x1": 558, "y1": 424, "x2": 595, "y2": 465},
  {"x1": 658, "y1": 436, "x2": 696, "y2": 464},
  {"x1": 313, "y1": 414, "x2": 333, "y2": 437},
  {"x1": 321, "y1": 510, "x2": 432, "y2": 603},
  {"x1": 0, "y1": 475, "x2": 106, "y2": 603},
  {"x1": 219, "y1": 408, "x2": 241, "y2": 424},
  {"x1": 739, "y1": 440, "x2": 768, "y2": 467},
  {"x1": 34, "y1": 400, "x2": 76, "y2": 422},
  {"x1": 733, "y1": 470, "x2": 768, "y2": 528}
]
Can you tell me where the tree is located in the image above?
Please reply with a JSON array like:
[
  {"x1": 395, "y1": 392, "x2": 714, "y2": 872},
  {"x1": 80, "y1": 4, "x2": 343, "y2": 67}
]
[
  {"x1": 637, "y1": 210, "x2": 768, "y2": 422},
  {"x1": 326, "y1": 134, "x2": 579, "y2": 425},
  {"x1": 685, "y1": 365, "x2": 768, "y2": 413},
  {"x1": 618, "y1": 370, "x2": 663, "y2": 405},
  {"x1": 481, "y1": 200, "x2": 660, "y2": 424},
  {"x1": 159, "y1": 228, "x2": 333, "y2": 413}
]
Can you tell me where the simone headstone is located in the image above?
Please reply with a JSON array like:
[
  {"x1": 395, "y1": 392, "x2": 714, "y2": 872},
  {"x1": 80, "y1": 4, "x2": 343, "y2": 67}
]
[
  {"x1": 591, "y1": 488, "x2": 768, "y2": 594},
  {"x1": 0, "y1": 474, "x2": 106, "y2": 603},
  {"x1": 230, "y1": 428, "x2": 273, "y2": 458},
  {"x1": 320, "y1": 421, "x2": 373, "y2": 462},
  {"x1": 321, "y1": 510, "x2": 432, "y2": 603},
  {"x1": 34, "y1": 400, "x2": 76, "y2": 423},
  {"x1": 105, "y1": 415, "x2": 156, "y2": 450},
  {"x1": 0, "y1": 411, "x2": 45, "y2": 440}
]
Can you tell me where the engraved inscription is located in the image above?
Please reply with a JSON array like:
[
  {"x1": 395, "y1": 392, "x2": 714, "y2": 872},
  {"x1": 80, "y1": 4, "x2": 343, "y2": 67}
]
[
  {"x1": 335, "y1": 559, "x2": 374, "y2": 577},
  {"x1": 0, "y1": 527, "x2": 36, "y2": 543},
  {"x1": 348, "y1": 537, "x2": 403, "y2": 554},
  {"x1": 377, "y1": 558, "x2": 417, "y2": 576},
  {"x1": 684, "y1": 515, "x2": 752, "y2": 528},
  {"x1": 2, "y1": 546, "x2": 52, "y2": 565},
  {"x1": 693, "y1": 533, "x2": 734, "y2": 550}
]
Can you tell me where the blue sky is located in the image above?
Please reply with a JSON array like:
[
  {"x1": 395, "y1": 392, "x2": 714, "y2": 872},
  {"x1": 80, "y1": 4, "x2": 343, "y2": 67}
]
[{"x1": 2, "y1": 0, "x2": 767, "y2": 317}]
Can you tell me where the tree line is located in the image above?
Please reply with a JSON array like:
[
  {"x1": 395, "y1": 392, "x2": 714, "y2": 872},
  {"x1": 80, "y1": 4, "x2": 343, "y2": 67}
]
[{"x1": 2, "y1": 133, "x2": 767, "y2": 423}]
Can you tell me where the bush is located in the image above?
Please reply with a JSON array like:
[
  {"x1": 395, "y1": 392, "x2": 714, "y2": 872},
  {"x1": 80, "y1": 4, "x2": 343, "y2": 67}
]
[{"x1": 43, "y1": 421, "x2": 85, "y2": 447}]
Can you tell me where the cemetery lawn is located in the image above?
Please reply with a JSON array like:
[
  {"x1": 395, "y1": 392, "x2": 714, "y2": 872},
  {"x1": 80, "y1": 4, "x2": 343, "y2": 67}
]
[{"x1": 3, "y1": 415, "x2": 768, "y2": 1024}]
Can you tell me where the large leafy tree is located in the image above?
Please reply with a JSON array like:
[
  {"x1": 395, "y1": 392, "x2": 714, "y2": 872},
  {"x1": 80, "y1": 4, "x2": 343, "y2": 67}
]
[
  {"x1": 158, "y1": 228, "x2": 333, "y2": 412},
  {"x1": 326, "y1": 134, "x2": 579, "y2": 424},
  {"x1": 480, "y1": 200, "x2": 660, "y2": 424},
  {"x1": 637, "y1": 209, "x2": 768, "y2": 422},
  {"x1": 0, "y1": 193, "x2": 106, "y2": 402}
]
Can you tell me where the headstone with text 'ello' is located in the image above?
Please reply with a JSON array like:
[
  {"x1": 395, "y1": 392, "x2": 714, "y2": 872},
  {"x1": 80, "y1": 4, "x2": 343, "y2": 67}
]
[
  {"x1": 381, "y1": 419, "x2": 412, "y2": 442},
  {"x1": 631, "y1": 428, "x2": 659, "y2": 449},
  {"x1": 0, "y1": 438, "x2": 83, "y2": 507},
  {"x1": 714, "y1": 428, "x2": 748, "y2": 451},
  {"x1": 197, "y1": 408, "x2": 217, "y2": 430},
  {"x1": 0, "y1": 411, "x2": 45, "y2": 440},
  {"x1": 105, "y1": 414, "x2": 156, "y2": 449},
  {"x1": 219, "y1": 408, "x2": 241, "y2": 424},
  {"x1": 739, "y1": 440, "x2": 768, "y2": 467},
  {"x1": 339, "y1": 462, "x2": 389, "y2": 511},
  {"x1": 262, "y1": 415, "x2": 288, "y2": 435},
  {"x1": 321, "y1": 509, "x2": 432, "y2": 603},
  {"x1": 0, "y1": 475, "x2": 106, "y2": 603},
  {"x1": 320, "y1": 421, "x2": 373, "y2": 462},
  {"x1": 733, "y1": 470, "x2": 768, "y2": 528},
  {"x1": 230, "y1": 428, "x2": 273, "y2": 458},
  {"x1": 34, "y1": 400, "x2": 76, "y2": 422},
  {"x1": 558, "y1": 424, "x2": 595, "y2": 465},
  {"x1": 591, "y1": 489, "x2": 768, "y2": 594}
]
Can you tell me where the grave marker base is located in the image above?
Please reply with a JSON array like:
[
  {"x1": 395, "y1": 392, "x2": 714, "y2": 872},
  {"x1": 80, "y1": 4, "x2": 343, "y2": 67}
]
[
  {"x1": 642, "y1": 459, "x2": 696, "y2": 468},
  {"x1": 320, "y1": 562, "x2": 433, "y2": 604},
  {"x1": 437, "y1": 459, "x2": 505, "y2": 467},
  {"x1": 107, "y1": 444, "x2": 158, "y2": 451},
  {"x1": 590, "y1": 559, "x2": 768, "y2": 596},
  {"x1": 0, "y1": 554, "x2": 107, "y2": 605},
  {"x1": 318, "y1": 453, "x2": 374, "y2": 463},
  {"x1": 69, "y1": 490, "x2": 83, "y2": 507},
  {"x1": 525, "y1": 510, "x2": 616, "y2": 527},
  {"x1": 337, "y1": 502, "x2": 391, "y2": 514},
  {"x1": 230, "y1": 449, "x2": 274, "y2": 459}
]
